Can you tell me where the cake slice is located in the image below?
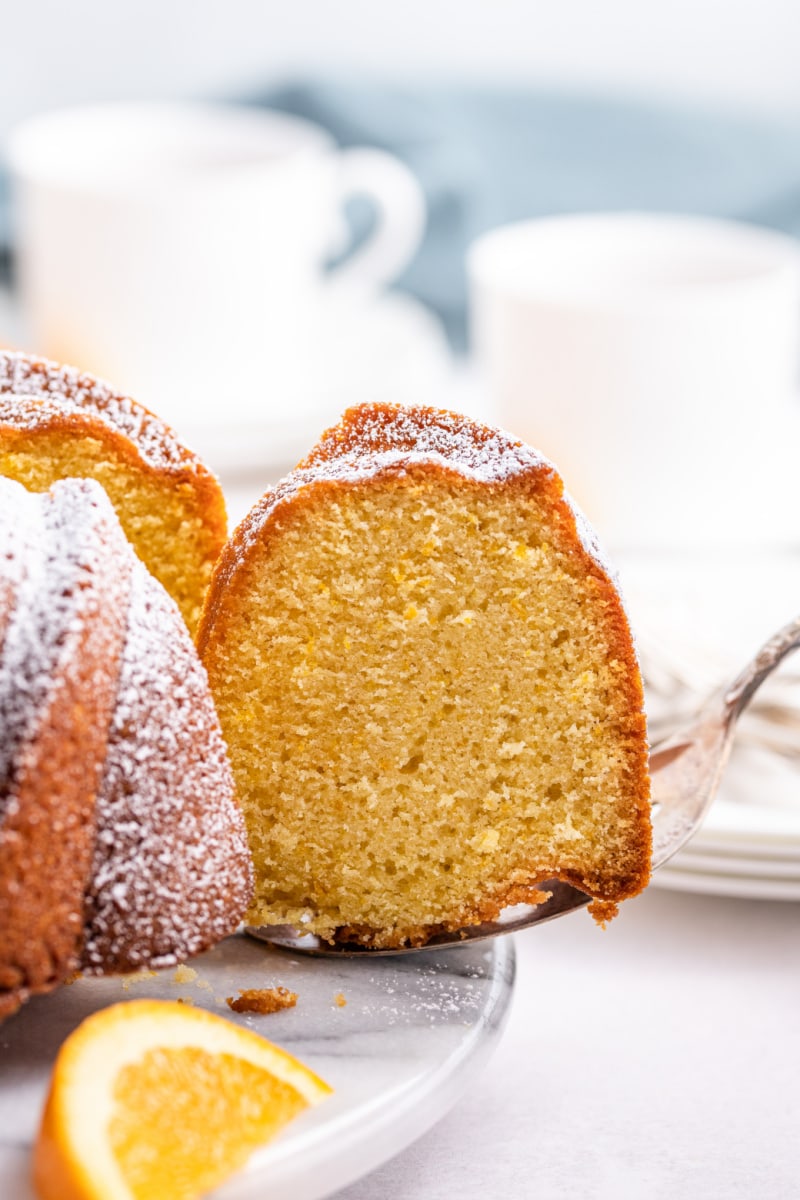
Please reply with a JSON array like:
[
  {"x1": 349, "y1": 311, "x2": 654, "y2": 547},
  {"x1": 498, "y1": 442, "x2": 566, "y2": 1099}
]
[
  {"x1": 0, "y1": 351, "x2": 227, "y2": 633},
  {"x1": 198, "y1": 404, "x2": 652, "y2": 948}
]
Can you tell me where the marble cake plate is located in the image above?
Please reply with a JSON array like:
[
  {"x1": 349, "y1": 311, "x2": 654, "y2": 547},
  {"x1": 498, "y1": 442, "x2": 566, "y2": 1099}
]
[{"x1": 0, "y1": 931, "x2": 515, "y2": 1200}]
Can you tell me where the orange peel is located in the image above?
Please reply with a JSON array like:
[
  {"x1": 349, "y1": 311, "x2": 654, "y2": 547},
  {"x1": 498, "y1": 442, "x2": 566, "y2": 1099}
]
[{"x1": 33, "y1": 999, "x2": 331, "y2": 1200}]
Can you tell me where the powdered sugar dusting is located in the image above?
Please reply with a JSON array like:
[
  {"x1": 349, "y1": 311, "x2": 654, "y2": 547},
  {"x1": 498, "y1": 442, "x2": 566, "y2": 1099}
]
[
  {"x1": 0, "y1": 477, "x2": 130, "y2": 818},
  {"x1": 0, "y1": 351, "x2": 203, "y2": 474},
  {"x1": 82, "y1": 557, "x2": 253, "y2": 973},
  {"x1": 218, "y1": 403, "x2": 614, "y2": 593},
  {"x1": 305, "y1": 402, "x2": 551, "y2": 482},
  {"x1": 309, "y1": 404, "x2": 617, "y2": 576},
  {"x1": 0, "y1": 391, "x2": 111, "y2": 434},
  {"x1": 0, "y1": 483, "x2": 46, "y2": 811}
]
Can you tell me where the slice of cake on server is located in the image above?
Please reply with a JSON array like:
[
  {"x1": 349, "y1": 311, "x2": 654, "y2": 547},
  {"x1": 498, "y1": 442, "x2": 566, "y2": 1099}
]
[{"x1": 199, "y1": 403, "x2": 652, "y2": 949}]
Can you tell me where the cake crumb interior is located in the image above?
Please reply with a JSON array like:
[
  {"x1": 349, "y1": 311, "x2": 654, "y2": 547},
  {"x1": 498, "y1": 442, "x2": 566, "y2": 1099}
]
[
  {"x1": 210, "y1": 477, "x2": 646, "y2": 944},
  {"x1": 0, "y1": 434, "x2": 217, "y2": 632}
]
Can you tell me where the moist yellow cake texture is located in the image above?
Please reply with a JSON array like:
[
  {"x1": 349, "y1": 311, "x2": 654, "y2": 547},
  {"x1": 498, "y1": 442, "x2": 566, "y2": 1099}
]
[
  {"x1": 198, "y1": 403, "x2": 652, "y2": 948},
  {"x1": 0, "y1": 351, "x2": 227, "y2": 633}
]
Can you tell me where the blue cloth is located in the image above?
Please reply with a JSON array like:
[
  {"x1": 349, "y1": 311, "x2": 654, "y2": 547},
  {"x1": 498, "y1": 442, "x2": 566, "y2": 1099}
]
[
  {"x1": 252, "y1": 84, "x2": 800, "y2": 348},
  {"x1": 4, "y1": 85, "x2": 800, "y2": 347}
]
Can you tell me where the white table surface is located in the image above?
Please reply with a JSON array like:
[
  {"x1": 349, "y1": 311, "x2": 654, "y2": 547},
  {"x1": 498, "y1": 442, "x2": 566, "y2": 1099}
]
[{"x1": 332, "y1": 887, "x2": 799, "y2": 1200}]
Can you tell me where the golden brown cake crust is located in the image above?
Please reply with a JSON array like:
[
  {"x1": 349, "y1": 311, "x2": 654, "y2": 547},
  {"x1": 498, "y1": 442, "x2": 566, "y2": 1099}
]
[
  {"x1": 0, "y1": 390, "x2": 211, "y2": 486},
  {"x1": 0, "y1": 352, "x2": 227, "y2": 632},
  {"x1": 199, "y1": 403, "x2": 652, "y2": 948},
  {"x1": 226, "y1": 987, "x2": 298, "y2": 1014},
  {"x1": 0, "y1": 351, "x2": 215, "y2": 477},
  {"x1": 200, "y1": 403, "x2": 622, "y2": 641}
]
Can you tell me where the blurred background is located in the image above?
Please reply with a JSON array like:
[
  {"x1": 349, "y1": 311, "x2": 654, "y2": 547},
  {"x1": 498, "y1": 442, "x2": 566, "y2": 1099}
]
[
  {"x1": 2, "y1": 10, "x2": 800, "y2": 1198},
  {"x1": 3, "y1": 0, "x2": 800, "y2": 896},
  {"x1": 2, "y1": 0, "x2": 800, "y2": 122},
  {"x1": 3, "y1": 0, "x2": 800, "y2": 349}
]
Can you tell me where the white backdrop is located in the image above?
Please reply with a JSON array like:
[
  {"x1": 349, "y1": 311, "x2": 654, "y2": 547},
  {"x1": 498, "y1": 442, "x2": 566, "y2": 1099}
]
[{"x1": 1, "y1": 0, "x2": 799, "y2": 147}]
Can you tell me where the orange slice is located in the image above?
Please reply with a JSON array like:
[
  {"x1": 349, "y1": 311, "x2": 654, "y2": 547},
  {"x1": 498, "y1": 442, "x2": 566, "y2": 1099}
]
[{"x1": 33, "y1": 998, "x2": 332, "y2": 1200}]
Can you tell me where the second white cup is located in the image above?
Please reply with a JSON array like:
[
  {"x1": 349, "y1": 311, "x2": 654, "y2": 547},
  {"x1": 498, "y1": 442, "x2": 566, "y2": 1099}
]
[{"x1": 468, "y1": 213, "x2": 800, "y2": 550}]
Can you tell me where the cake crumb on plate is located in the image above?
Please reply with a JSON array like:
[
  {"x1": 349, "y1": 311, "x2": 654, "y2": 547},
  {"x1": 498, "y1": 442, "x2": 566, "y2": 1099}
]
[
  {"x1": 173, "y1": 965, "x2": 198, "y2": 984},
  {"x1": 226, "y1": 986, "x2": 298, "y2": 1014}
]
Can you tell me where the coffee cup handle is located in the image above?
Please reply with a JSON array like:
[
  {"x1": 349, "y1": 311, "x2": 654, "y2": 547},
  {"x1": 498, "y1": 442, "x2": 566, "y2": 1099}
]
[{"x1": 329, "y1": 147, "x2": 426, "y2": 290}]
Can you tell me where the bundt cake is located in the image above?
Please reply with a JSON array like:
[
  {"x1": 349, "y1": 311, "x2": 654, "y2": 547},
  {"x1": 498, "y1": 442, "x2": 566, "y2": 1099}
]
[
  {"x1": 198, "y1": 403, "x2": 652, "y2": 949},
  {"x1": 0, "y1": 478, "x2": 131, "y2": 1019},
  {"x1": 0, "y1": 476, "x2": 252, "y2": 1019},
  {"x1": 0, "y1": 351, "x2": 227, "y2": 633}
]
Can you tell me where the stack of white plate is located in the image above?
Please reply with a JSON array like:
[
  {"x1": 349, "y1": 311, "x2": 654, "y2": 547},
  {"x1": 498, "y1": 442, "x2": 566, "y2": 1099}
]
[
  {"x1": 655, "y1": 741, "x2": 800, "y2": 899},
  {"x1": 619, "y1": 550, "x2": 800, "y2": 903}
]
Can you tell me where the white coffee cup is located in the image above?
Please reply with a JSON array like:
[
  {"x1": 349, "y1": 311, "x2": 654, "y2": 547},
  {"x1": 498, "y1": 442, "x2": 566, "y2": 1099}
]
[
  {"x1": 7, "y1": 101, "x2": 426, "y2": 430},
  {"x1": 468, "y1": 213, "x2": 800, "y2": 550}
]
